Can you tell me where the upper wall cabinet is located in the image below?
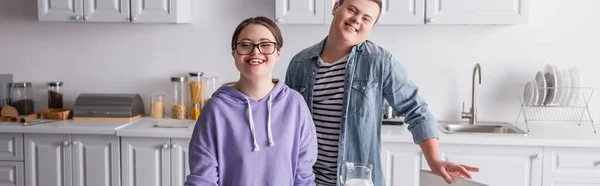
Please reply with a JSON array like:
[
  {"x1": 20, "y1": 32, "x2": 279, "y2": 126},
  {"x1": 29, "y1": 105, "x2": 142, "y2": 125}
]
[
  {"x1": 275, "y1": 0, "x2": 327, "y2": 24},
  {"x1": 276, "y1": 0, "x2": 529, "y2": 25},
  {"x1": 37, "y1": 0, "x2": 192, "y2": 23},
  {"x1": 425, "y1": 0, "x2": 529, "y2": 24}
]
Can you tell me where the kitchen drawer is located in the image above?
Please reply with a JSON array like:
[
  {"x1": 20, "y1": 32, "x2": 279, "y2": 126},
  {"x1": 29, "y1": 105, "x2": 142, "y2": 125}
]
[
  {"x1": 0, "y1": 134, "x2": 23, "y2": 161},
  {"x1": 549, "y1": 177, "x2": 600, "y2": 186},
  {"x1": 545, "y1": 147, "x2": 600, "y2": 178},
  {"x1": 0, "y1": 161, "x2": 24, "y2": 186}
]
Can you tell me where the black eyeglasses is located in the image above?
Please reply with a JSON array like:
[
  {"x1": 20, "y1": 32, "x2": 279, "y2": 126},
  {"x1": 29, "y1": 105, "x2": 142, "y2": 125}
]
[{"x1": 233, "y1": 42, "x2": 277, "y2": 55}]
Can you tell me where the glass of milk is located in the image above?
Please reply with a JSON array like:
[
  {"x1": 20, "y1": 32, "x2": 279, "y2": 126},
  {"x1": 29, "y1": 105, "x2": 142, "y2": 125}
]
[{"x1": 339, "y1": 161, "x2": 374, "y2": 186}]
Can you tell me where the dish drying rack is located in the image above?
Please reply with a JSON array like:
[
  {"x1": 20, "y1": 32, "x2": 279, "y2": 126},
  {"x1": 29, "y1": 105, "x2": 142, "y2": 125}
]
[{"x1": 515, "y1": 85, "x2": 595, "y2": 133}]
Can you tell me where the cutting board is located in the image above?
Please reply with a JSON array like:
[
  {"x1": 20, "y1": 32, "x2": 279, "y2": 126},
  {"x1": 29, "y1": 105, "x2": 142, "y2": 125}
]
[{"x1": 420, "y1": 170, "x2": 489, "y2": 186}]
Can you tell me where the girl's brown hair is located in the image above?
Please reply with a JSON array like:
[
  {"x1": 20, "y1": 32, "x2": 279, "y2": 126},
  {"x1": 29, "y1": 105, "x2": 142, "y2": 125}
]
[{"x1": 231, "y1": 16, "x2": 283, "y2": 50}]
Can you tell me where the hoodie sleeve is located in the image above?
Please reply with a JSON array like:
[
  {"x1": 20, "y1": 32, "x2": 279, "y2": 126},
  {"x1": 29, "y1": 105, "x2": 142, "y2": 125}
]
[
  {"x1": 185, "y1": 101, "x2": 220, "y2": 186},
  {"x1": 294, "y1": 103, "x2": 318, "y2": 186}
]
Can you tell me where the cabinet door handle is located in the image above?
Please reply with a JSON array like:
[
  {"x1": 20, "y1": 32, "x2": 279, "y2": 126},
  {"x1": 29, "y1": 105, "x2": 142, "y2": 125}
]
[
  {"x1": 83, "y1": 16, "x2": 90, "y2": 21},
  {"x1": 533, "y1": 153, "x2": 542, "y2": 159},
  {"x1": 131, "y1": 16, "x2": 138, "y2": 22},
  {"x1": 595, "y1": 161, "x2": 600, "y2": 166},
  {"x1": 171, "y1": 144, "x2": 177, "y2": 149},
  {"x1": 162, "y1": 144, "x2": 169, "y2": 149},
  {"x1": 63, "y1": 141, "x2": 70, "y2": 146},
  {"x1": 427, "y1": 18, "x2": 436, "y2": 23},
  {"x1": 72, "y1": 141, "x2": 78, "y2": 145},
  {"x1": 73, "y1": 15, "x2": 81, "y2": 21}
]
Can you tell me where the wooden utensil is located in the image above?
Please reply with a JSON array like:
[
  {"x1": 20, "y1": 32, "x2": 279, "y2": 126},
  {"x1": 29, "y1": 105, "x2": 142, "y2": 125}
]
[{"x1": 1, "y1": 105, "x2": 19, "y2": 118}]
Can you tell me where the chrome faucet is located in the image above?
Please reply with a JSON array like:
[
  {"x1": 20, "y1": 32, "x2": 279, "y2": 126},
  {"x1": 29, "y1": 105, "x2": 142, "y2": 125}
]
[{"x1": 462, "y1": 63, "x2": 481, "y2": 125}]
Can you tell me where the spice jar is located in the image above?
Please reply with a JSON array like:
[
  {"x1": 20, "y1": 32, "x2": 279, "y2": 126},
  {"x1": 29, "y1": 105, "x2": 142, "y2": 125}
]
[
  {"x1": 150, "y1": 94, "x2": 165, "y2": 118},
  {"x1": 171, "y1": 77, "x2": 187, "y2": 119},
  {"x1": 202, "y1": 76, "x2": 219, "y2": 107},
  {"x1": 10, "y1": 82, "x2": 34, "y2": 115},
  {"x1": 47, "y1": 82, "x2": 63, "y2": 109},
  {"x1": 188, "y1": 72, "x2": 204, "y2": 120}
]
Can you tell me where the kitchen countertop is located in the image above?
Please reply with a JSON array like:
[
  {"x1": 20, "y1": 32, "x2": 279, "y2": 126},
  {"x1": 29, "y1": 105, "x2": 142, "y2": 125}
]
[
  {"x1": 0, "y1": 119, "x2": 134, "y2": 135},
  {"x1": 1, "y1": 117, "x2": 598, "y2": 147},
  {"x1": 382, "y1": 122, "x2": 600, "y2": 147},
  {"x1": 115, "y1": 118, "x2": 195, "y2": 138}
]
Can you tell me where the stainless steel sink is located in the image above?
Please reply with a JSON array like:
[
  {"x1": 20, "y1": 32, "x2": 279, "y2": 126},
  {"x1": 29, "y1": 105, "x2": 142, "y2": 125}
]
[{"x1": 438, "y1": 121, "x2": 528, "y2": 135}]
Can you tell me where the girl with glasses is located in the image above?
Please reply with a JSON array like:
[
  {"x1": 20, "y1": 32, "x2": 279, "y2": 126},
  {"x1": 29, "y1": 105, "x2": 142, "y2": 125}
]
[{"x1": 185, "y1": 16, "x2": 318, "y2": 186}]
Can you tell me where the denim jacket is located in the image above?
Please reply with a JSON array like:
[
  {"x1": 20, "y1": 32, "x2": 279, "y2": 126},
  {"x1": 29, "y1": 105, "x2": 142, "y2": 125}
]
[{"x1": 284, "y1": 38, "x2": 439, "y2": 186}]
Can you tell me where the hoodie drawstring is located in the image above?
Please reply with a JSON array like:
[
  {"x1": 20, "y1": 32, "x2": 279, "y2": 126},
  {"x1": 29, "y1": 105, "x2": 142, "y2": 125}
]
[
  {"x1": 267, "y1": 95, "x2": 275, "y2": 147},
  {"x1": 245, "y1": 94, "x2": 275, "y2": 152},
  {"x1": 245, "y1": 98, "x2": 260, "y2": 152}
]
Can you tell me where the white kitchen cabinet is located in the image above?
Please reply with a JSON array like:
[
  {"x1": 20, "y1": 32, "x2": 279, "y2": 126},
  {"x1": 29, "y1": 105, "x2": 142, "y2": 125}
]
[
  {"x1": 277, "y1": 0, "x2": 529, "y2": 25},
  {"x1": 121, "y1": 137, "x2": 190, "y2": 186},
  {"x1": 548, "y1": 177, "x2": 600, "y2": 186},
  {"x1": 380, "y1": 143, "x2": 424, "y2": 186},
  {"x1": 425, "y1": 0, "x2": 529, "y2": 24},
  {"x1": 276, "y1": 0, "x2": 326, "y2": 24},
  {"x1": 24, "y1": 134, "x2": 71, "y2": 186},
  {"x1": 38, "y1": 0, "x2": 83, "y2": 22},
  {"x1": 71, "y1": 135, "x2": 120, "y2": 186},
  {"x1": 170, "y1": 138, "x2": 191, "y2": 186},
  {"x1": 543, "y1": 147, "x2": 600, "y2": 186},
  {"x1": 382, "y1": 142, "x2": 543, "y2": 186},
  {"x1": 37, "y1": 0, "x2": 190, "y2": 23},
  {"x1": 83, "y1": 0, "x2": 130, "y2": 22},
  {"x1": 0, "y1": 134, "x2": 23, "y2": 161},
  {"x1": 0, "y1": 161, "x2": 24, "y2": 186},
  {"x1": 24, "y1": 134, "x2": 120, "y2": 186},
  {"x1": 378, "y1": 0, "x2": 425, "y2": 25},
  {"x1": 130, "y1": 0, "x2": 192, "y2": 23},
  {"x1": 425, "y1": 144, "x2": 543, "y2": 186}
]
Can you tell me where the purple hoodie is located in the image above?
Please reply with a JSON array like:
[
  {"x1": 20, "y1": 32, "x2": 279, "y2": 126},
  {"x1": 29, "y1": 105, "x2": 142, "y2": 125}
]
[{"x1": 185, "y1": 81, "x2": 318, "y2": 186}]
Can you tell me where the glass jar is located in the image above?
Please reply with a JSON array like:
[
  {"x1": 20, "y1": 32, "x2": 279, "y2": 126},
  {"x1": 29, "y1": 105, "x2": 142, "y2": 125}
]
[
  {"x1": 171, "y1": 77, "x2": 188, "y2": 119},
  {"x1": 188, "y1": 72, "x2": 204, "y2": 119},
  {"x1": 10, "y1": 82, "x2": 33, "y2": 115},
  {"x1": 202, "y1": 76, "x2": 219, "y2": 107},
  {"x1": 47, "y1": 82, "x2": 63, "y2": 109},
  {"x1": 150, "y1": 94, "x2": 165, "y2": 118}
]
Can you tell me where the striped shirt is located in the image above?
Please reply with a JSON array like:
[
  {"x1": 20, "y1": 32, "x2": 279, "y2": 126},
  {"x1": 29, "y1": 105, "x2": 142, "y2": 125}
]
[{"x1": 313, "y1": 54, "x2": 348, "y2": 186}]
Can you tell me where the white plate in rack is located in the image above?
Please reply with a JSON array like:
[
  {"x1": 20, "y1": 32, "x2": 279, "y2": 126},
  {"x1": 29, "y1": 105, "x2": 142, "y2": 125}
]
[
  {"x1": 559, "y1": 68, "x2": 571, "y2": 106},
  {"x1": 523, "y1": 81, "x2": 537, "y2": 105},
  {"x1": 543, "y1": 64, "x2": 557, "y2": 105},
  {"x1": 568, "y1": 67, "x2": 581, "y2": 105},
  {"x1": 535, "y1": 71, "x2": 547, "y2": 106}
]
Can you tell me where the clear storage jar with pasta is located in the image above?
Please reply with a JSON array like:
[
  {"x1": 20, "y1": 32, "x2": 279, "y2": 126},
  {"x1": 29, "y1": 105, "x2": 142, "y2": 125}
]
[{"x1": 188, "y1": 72, "x2": 203, "y2": 120}]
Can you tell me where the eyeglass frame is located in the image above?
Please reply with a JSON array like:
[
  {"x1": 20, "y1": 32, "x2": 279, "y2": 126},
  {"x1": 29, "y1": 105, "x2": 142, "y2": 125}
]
[{"x1": 232, "y1": 42, "x2": 278, "y2": 55}]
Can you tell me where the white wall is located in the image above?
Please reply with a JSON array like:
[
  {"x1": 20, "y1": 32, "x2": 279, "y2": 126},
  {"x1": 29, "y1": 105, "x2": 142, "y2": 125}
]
[{"x1": 1, "y1": 0, "x2": 599, "y2": 129}]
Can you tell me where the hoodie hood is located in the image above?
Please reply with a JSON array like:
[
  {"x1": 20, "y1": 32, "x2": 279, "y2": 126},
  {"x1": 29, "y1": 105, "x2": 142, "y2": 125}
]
[{"x1": 211, "y1": 81, "x2": 288, "y2": 151}]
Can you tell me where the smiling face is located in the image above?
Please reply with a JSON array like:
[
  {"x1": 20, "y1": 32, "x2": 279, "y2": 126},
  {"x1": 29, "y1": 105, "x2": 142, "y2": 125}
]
[
  {"x1": 231, "y1": 23, "x2": 281, "y2": 80},
  {"x1": 330, "y1": 0, "x2": 381, "y2": 46}
]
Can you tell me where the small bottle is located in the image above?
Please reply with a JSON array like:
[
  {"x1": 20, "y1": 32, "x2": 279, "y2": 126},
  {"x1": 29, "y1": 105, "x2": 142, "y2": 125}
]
[
  {"x1": 10, "y1": 82, "x2": 34, "y2": 115},
  {"x1": 47, "y1": 82, "x2": 64, "y2": 109},
  {"x1": 150, "y1": 94, "x2": 165, "y2": 118},
  {"x1": 190, "y1": 103, "x2": 201, "y2": 120},
  {"x1": 171, "y1": 77, "x2": 188, "y2": 119}
]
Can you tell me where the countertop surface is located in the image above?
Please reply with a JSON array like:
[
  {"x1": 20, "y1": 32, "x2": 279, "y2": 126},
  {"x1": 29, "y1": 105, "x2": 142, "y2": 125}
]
[
  {"x1": 0, "y1": 119, "x2": 134, "y2": 135},
  {"x1": 115, "y1": 118, "x2": 195, "y2": 138},
  {"x1": 382, "y1": 121, "x2": 600, "y2": 147},
  {"x1": 2, "y1": 117, "x2": 598, "y2": 147}
]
